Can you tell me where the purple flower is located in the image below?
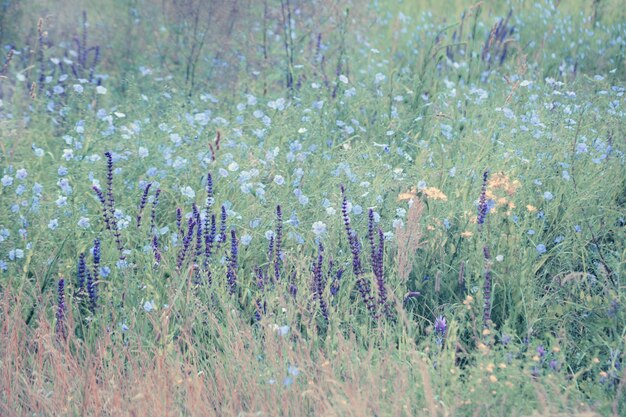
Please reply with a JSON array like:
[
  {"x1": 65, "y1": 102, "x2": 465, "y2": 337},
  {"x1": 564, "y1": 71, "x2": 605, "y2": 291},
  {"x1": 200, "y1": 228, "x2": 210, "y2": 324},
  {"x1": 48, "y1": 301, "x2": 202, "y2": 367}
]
[
  {"x1": 434, "y1": 315, "x2": 447, "y2": 336},
  {"x1": 77, "y1": 253, "x2": 86, "y2": 291},
  {"x1": 536, "y1": 345, "x2": 546, "y2": 358},
  {"x1": 56, "y1": 277, "x2": 67, "y2": 339},
  {"x1": 136, "y1": 182, "x2": 152, "y2": 228},
  {"x1": 92, "y1": 238, "x2": 101, "y2": 283},
  {"x1": 176, "y1": 217, "x2": 196, "y2": 271},
  {"x1": 477, "y1": 170, "x2": 490, "y2": 230},
  {"x1": 227, "y1": 229, "x2": 238, "y2": 294},
  {"x1": 150, "y1": 188, "x2": 161, "y2": 234},
  {"x1": 217, "y1": 205, "x2": 227, "y2": 249},
  {"x1": 274, "y1": 205, "x2": 283, "y2": 281},
  {"x1": 341, "y1": 185, "x2": 375, "y2": 316},
  {"x1": 312, "y1": 243, "x2": 329, "y2": 321},
  {"x1": 536, "y1": 243, "x2": 547, "y2": 255}
]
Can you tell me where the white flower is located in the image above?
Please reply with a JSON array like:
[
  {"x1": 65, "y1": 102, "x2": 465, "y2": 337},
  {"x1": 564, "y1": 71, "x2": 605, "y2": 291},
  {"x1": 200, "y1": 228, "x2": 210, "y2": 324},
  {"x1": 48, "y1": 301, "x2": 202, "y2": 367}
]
[
  {"x1": 77, "y1": 217, "x2": 90, "y2": 228},
  {"x1": 228, "y1": 161, "x2": 239, "y2": 172},
  {"x1": 312, "y1": 221, "x2": 327, "y2": 236},
  {"x1": 339, "y1": 74, "x2": 349, "y2": 84},
  {"x1": 48, "y1": 219, "x2": 59, "y2": 230},
  {"x1": 181, "y1": 186, "x2": 195, "y2": 199},
  {"x1": 138, "y1": 147, "x2": 149, "y2": 158},
  {"x1": 143, "y1": 300, "x2": 156, "y2": 312},
  {"x1": 96, "y1": 86, "x2": 107, "y2": 95},
  {"x1": 374, "y1": 73, "x2": 386, "y2": 84},
  {"x1": 73, "y1": 84, "x2": 84, "y2": 93}
]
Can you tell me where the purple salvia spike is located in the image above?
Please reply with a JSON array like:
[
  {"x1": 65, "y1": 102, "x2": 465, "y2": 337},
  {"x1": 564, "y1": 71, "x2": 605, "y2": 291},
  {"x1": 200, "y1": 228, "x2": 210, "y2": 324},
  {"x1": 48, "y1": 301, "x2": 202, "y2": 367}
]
[
  {"x1": 375, "y1": 228, "x2": 390, "y2": 318},
  {"x1": 176, "y1": 218, "x2": 196, "y2": 271},
  {"x1": 217, "y1": 205, "x2": 227, "y2": 249},
  {"x1": 92, "y1": 186, "x2": 111, "y2": 230},
  {"x1": 274, "y1": 205, "x2": 283, "y2": 281},
  {"x1": 150, "y1": 188, "x2": 161, "y2": 235},
  {"x1": 86, "y1": 268, "x2": 96, "y2": 312},
  {"x1": 104, "y1": 152, "x2": 115, "y2": 218},
  {"x1": 255, "y1": 265, "x2": 265, "y2": 291},
  {"x1": 205, "y1": 213, "x2": 216, "y2": 266},
  {"x1": 176, "y1": 207, "x2": 184, "y2": 239},
  {"x1": 340, "y1": 185, "x2": 374, "y2": 316},
  {"x1": 477, "y1": 170, "x2": 490, "y2": 231},
  {"x1": 330, "y1": 268, "x2": 343, "y2": 297},
  {"x1": 203, "y1": 173, "x2": 214, "y2": 263},
  {"x1": 227, "y1": 229, "x2": 238, "y2": 295},
  {"x1": 92, "y1": 238, "x2": 101, "y2": 287},
  {"x1": 77, "y1": 253, "x2": 86, "y2": 291},
  {"x1": 313, "y1": 243, "x2": 328, "y2": 321},
  {"x1": 56, "y1": 277, "x2": 67, "y2": 339},
  {"x1": 136, "y1": 182, "x2": 152, "y2": 228},
  {"x1": 152, "y1": 234, "x2": 161, "y2": 265},
  {"x1": 289, "y1": 271, "x2": 298, "y2": 298},
  {"x1": 193, "y1": 206, "x2": 203, "y2": 283}
]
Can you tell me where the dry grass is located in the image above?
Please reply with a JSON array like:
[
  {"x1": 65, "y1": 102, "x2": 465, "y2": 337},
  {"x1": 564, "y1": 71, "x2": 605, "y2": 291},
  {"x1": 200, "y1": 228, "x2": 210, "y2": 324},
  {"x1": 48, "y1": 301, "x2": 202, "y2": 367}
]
[{"x1": 395, "y1": 198, "x2": 425, "y2": 282}]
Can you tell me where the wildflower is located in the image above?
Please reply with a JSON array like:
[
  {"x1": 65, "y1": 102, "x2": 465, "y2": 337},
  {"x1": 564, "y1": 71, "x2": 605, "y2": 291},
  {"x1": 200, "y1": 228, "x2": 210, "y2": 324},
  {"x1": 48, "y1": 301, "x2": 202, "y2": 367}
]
[
  {"x1": 477, "y1": 171, "x2": 490, "y2": 230},
  {"x1": 434, "y1": 315, "x2": 447, "y2": 336},
  {"x1": 143, "y1": 300, "x2": 156, "y2": 312},
  {"x1": 422, "y1": 187, "x2": 448, "y2": 201},
  {"x1": 312, "y1": 221, "x2": 327, "y2": 236},
  {"x1": 96, "y1": 86, "x2": 107, "y2": 94},
  {"x1": 77, "y1": 217, "x2": 90, "y2": 228},
  {"x1": 181, "y1": 186, "x2": 195, "y2": 200},
  {"x1": 536, "y1": 244, "x2": 547, "y2": 255},
  {"x1": 56, "y1": 277, "x2": 66, "y2": 339}
]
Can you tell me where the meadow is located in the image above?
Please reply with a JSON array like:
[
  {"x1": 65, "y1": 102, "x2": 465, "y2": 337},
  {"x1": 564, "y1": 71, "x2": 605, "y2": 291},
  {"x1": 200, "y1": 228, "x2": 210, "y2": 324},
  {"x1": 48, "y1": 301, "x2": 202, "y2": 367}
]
[{"x1": 0, "y1": 0, "x2": 624, "y2": 415}]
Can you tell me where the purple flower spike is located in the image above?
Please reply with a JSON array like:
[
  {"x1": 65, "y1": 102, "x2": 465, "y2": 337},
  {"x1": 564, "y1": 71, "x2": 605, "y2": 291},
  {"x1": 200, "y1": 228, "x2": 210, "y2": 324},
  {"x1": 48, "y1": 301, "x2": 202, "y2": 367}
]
[
  {"x1": 274, "y1": 205, "x2": 283, "y2": 281},
  {"x1": 176, "y1": 207, "x2": 184, "y2": 239},
  {"x1": 77, "y1": 253, "x2": 86, "y2": 291},
  {"x1": 56, "y1": 277, "x2": 67, "y2": 339},
  {"x1": 152, "y1": 234, "x2": 161, "y2": 265},
  {"x1": 150, "y1": 188, "x2": 161, "y2": 234},
  {"x1": 86, "y1": 268, "x2": 96, "y2": 312},
  {"x1": 477, "y1": 170, "x2": 490, "y2": 231},
  {"x1": 136, "y1": 182, "x2": 152, "y2": 228},
  {"x1": 92, "y1": 238, "x2": 101, "y2": 285},
  {"x1": 92, "y1": 186, "x2": 111, "y2": 230},
  {"x1": 341, "y1": 185, "x2": 375, "y2": 316},
  {"x1": 176, "y1": 217, "x2": 196, "y2": 271},
  {"x1": 434, "y1": 315, "x2": 447, "y2": 337},
  {"x1": 217, "y1": 205, "x2": 227, "y2": 249},
  {"x1": 227, "y1": 229, "x2": 238, "y2": 295}
]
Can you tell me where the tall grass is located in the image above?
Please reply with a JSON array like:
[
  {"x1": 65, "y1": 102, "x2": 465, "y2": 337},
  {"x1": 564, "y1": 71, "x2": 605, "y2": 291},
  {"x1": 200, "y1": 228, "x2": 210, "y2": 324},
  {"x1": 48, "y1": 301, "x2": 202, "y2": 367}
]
[{"x1": 0, "y1": 0, "x2": 624, "y2": 416}]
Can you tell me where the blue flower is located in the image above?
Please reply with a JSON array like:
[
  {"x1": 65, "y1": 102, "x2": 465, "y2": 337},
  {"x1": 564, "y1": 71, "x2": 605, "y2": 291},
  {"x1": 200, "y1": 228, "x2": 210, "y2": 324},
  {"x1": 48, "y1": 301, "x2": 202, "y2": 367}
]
[{"x1": 536, "y1": 244, "x2": 547, "y2": 255}]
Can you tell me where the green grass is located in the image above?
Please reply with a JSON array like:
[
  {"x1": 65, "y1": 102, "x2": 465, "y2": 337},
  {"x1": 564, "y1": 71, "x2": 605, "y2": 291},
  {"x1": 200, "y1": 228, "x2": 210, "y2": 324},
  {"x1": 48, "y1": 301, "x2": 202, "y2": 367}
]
[{"x1": 0, "y1": 0, "x2": 624, "y2": 415}]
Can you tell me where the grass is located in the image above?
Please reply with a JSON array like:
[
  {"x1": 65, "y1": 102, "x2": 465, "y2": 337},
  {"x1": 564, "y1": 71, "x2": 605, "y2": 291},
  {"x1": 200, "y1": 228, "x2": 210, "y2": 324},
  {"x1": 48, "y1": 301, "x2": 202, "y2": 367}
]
[{"x1": 0, "y1": 0, "x2": 624, "y2": 415}]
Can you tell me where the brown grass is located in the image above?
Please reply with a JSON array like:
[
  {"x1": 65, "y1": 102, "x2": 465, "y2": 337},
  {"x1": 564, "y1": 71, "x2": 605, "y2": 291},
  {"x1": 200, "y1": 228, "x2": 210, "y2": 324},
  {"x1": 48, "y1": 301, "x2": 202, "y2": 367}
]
[{"x1": 396, "y1": 198, "x2": 425, "y2": 282}]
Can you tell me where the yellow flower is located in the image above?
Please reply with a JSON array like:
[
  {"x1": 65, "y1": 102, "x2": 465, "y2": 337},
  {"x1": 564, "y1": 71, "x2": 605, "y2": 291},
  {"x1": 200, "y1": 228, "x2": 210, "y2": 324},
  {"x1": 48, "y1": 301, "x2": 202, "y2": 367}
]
[
  {"x1": 422, "y1": 187, "x2": 448, "y2": 201},
  {"x1": 526, "y1": 205, "x2": 537, "y2": 213},
  {"x1": 461, "y1": 231, "x2": 473, "y2": 238}
]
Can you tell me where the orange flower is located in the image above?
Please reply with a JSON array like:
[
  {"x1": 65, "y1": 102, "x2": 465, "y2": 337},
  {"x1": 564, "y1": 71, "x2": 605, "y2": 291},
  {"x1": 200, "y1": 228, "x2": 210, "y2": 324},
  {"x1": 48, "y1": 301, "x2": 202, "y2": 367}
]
[{"x1": 422, "y1": 187, "x2": 448, "y2": 201}]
